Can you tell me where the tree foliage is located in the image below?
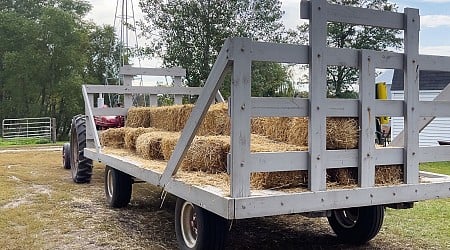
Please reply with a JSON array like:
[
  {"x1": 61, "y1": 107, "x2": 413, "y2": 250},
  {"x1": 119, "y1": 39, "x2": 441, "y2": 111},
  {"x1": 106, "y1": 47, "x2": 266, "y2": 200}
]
[
  {"x1": 0, "y1": 0, "x2": 119, "y2": 139},
  {"x1": 139, "y1": 0, "x2": 292, "y2": 98},
  {"x1": 296, "y1": 0, "x2": 403, "y2": 98}
]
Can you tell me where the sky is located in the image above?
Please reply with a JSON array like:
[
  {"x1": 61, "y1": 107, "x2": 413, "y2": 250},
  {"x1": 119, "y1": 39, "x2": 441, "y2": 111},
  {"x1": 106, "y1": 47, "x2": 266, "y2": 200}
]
[{"x1": 85, "y1": 0, "x2": 450, "y2": 83}]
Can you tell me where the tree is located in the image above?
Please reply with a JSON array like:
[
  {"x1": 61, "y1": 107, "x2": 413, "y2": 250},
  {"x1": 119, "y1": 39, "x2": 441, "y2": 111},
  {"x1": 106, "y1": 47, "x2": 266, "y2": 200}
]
[
  {"x1": 0, "y1": 0, "x2": 120, "y2": 139},
  {"x1": 295, "y1": 0, "x2": 402, "y2": 98},
  {"x1": 139, "y1": 0, "x2": 293, "y2": 98}
]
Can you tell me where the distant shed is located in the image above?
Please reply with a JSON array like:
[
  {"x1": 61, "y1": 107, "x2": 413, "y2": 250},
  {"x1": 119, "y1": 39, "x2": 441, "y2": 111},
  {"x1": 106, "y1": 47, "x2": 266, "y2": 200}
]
[{"x1": 390, "y1": 70, "x2": 450, "y2": 146}]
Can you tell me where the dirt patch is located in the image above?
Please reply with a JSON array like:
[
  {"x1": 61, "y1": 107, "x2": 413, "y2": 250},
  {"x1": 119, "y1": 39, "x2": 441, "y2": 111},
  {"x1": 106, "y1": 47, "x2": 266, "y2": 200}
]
[{"x1": 0, "y1": 150, "x2": 448, "y2": 249}]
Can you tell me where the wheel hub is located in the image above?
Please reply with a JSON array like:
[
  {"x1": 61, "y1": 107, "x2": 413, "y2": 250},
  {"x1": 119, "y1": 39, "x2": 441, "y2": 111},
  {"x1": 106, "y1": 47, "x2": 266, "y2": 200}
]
[
  {"x1": 334, "y1": 208, "x2": 359, "y2": 229},
  {"x1": 180, "y1": 202, "x2": 198, "y2": 248}
]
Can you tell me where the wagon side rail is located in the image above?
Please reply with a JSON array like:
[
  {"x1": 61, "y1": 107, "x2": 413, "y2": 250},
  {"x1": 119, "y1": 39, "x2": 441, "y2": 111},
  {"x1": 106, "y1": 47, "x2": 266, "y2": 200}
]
[
  {"x1": 160, "y1": 0, "x2": 450, "y2": 200},
  {"x1": 82, "y1": 66, "x2": 203, "y2": 152}
]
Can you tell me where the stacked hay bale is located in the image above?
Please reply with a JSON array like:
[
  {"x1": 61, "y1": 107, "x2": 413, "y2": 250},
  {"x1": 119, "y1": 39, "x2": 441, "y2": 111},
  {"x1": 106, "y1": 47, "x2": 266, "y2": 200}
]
[
  {"x1": 100, "y1": 127, "x2": 127, "y2": 148},
  {"x1": 126, "y1": 107, "x2": 152, "y2": 127},
  {"x1": 136, "y1": 131, "x2": 180, "y2": 160},
  {"x1": 124, "y1": 127, "x2": 159, "y2": 150},
  {"x1": 100, "y1": 102, "x2": 402, "y2": 190}
]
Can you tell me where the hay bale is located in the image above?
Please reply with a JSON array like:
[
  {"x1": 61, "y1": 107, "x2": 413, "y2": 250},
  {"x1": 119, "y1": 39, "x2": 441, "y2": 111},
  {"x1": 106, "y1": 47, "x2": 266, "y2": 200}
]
[
  {"x1": 251, "y1": 117, "x2": 358, "y2": 149},
  {"x1": 375, "y1": 165, "x2": 403, "y2": 185},
  {"x1": 198, "y1": 102, "x2": 230, "y2": 136},
  {"x1": 160, "y1": 134, "x2": 304, "y2": 174},
  {"x1": 327, "y1": 168, "x2": 357, "y2": 185},
  {"x1": 287, "y1": 117, "x2": 309, "y2": 146},
  {"x1": 161, "y1": 135, "x2": 230, "y2": 173},
  {"x1": 100, "y1": 128, "x2": 127, "y2": 148},
  {"x1": 326, "y1": 117, "x2": 359, "y2": 149},
  {"x1": 148, "y1": 104, "x2": 193, "y2": 132},
  {"x1": 124, "y1": 127, "x2": 158, "y2": 150},
  {"x1": 251, "y1": 171, "x2": 308, "y2": 190},
  {"x1": 136, "y1": 131, "x2": 180, "y2": 160},
  {"x1": 126, "y1": 107, "x2": 152, "y2": 127},
  {"x1": 250, "y1": 117, "x2": 292, "y2": 142}
]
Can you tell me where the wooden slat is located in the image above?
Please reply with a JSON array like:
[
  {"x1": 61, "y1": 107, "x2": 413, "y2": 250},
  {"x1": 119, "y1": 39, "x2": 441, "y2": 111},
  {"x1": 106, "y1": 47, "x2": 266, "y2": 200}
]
[
  {"x1": 250, "y1": 97, "x2": 308, "y2": 117},
  {"x1": 84, "y1": 85, "x2": 203, "y2": 95},
  {"x1": 250, "y1": 42, "x2": 309, "y2": 64},
  {"x1": 249, "y1": 152, "x2": 308, "y2": 172},
  {"x1": 119, "y1": 65, "x2": 186, "y2": 77},
  {"x1": 301, "y1": 0, "x2": 405, "y2": 29}
]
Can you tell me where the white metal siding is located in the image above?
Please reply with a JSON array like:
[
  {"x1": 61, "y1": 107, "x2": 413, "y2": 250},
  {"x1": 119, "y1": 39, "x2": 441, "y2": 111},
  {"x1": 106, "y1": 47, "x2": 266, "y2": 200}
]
[{"x1": 391, "y1": 90, "x2": 450, "y2": 146}]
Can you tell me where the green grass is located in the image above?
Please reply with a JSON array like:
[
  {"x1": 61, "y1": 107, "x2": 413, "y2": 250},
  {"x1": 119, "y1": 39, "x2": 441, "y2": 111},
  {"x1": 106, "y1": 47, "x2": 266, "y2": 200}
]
[
  {"x1": 420, "y1": 161, "x2": 450, "y2": 175},
  {"x1": 0, "y1": 138, "x2": 66, "y2": 147},
  {"x1": 381, "y1": 161, "x2": 450, "y2": 249}
]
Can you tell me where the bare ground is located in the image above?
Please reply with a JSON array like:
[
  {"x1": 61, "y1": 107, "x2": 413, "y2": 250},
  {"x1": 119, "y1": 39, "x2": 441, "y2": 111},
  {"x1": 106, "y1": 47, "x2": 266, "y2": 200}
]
[{"x1": 0, "y1": 148, "x2": 448, "y2": 249}]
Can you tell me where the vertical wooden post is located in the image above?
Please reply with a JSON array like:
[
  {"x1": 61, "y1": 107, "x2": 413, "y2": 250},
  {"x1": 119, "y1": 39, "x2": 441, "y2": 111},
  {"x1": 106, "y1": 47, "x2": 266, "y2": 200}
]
[
  {"x1": 173, "y1": 76, "x2": 183, "y2": 105},
  {"x1": 403, "y1": 8, "x2": 420, "y2": 184},
  {"x1": 122, "y1": 75, "x2": 133, "y2": 108},
  {"x1": 308, "y1": 0, "x2": 327, "y2": 191},
  {"x1": 230, "y1": 38, "x2": 252, "y2": 198},
  {"x1": 359, "y1": 50, "x2": 376, "y2": 187}
]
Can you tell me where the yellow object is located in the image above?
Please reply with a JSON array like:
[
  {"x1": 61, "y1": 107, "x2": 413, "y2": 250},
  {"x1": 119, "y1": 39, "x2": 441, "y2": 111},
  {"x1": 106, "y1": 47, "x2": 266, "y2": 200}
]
[{"x1": 376, "y1": 82, "x2": 389, "y2": 124}]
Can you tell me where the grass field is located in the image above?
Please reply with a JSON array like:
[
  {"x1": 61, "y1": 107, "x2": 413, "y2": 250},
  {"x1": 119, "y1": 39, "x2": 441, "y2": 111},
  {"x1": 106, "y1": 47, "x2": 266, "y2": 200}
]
[{"x1": 0, "y1": 148, "x2": 449, "y2": 249}]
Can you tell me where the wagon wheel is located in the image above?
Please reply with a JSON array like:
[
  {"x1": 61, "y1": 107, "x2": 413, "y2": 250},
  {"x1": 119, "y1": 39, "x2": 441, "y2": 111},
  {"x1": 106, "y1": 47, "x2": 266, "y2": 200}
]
[
  {"x1": 104, "y1": 165, "x2": 132, "y2": 208},
  {"x1": 70, "y1": 115, "x2": 93, "y2": 183},
  {"x1": 175, "y1": 198, "x2": 228, "y2": 250},
  {"x1": 327, "y1": 205, "x2": 384, "y2": 244},
  {"x1": 62, "y1": 143, "x2": 71, "y2": 169}
]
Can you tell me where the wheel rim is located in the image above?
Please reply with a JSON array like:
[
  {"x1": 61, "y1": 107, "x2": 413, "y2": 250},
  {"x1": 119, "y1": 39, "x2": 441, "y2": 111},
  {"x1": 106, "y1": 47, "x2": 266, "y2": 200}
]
[
  {"x1": 333, "y1": 208, "x2": 359, "y2": 229},
  {"x1": 106, "y1": 168, "x2": 114, "y2": 198},
  {"x1": 180, "y1": 202, "x2": 198, "y2": 248},
  {"x1": 62, "y1": 147, "x2": 66, "y2": 166},
  {"x1": 70, "y1": 134, "x2": 79, "y2": 178}
]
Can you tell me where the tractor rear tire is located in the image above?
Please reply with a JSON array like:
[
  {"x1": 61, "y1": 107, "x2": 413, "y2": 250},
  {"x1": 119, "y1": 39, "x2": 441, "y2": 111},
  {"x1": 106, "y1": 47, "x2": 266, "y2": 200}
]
[
  {"x1": 105, "y1": 165, "x2": 132, "y2": 208},
  {"x1": 62, "y1": 143, "x2": 71, "y2": 169},
  {"x1": 327, "y1": 205, "x2": 384, "y2": 244},
  {"x1": 70, "y1": 115, "x2": 93, "y2": 183}
]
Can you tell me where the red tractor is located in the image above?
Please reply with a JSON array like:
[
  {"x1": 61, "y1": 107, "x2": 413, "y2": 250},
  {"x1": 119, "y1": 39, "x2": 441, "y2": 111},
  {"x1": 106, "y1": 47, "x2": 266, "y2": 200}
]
[{"x1": 62, "y1": 109, "x2": 124, "y2": 181}]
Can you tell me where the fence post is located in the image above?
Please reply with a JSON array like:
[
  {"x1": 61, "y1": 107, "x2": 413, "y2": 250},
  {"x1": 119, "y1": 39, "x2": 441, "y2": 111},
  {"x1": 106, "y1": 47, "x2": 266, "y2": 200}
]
[{"x1": 51, "y1": 118, "x2": 57, "y2": 143}]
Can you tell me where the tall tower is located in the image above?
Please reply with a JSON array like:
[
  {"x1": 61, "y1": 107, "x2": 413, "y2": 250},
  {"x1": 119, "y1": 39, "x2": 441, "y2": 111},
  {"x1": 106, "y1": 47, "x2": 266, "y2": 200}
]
[{"x1": 104, "y1": 0, "x2": 143, "y2": 106}]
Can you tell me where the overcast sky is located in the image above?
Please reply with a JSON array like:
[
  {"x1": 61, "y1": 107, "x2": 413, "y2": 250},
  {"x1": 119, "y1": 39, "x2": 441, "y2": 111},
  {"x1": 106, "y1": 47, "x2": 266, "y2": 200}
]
[{"x1": 84, "y1": 0, "x2": 450, "y2": 82}]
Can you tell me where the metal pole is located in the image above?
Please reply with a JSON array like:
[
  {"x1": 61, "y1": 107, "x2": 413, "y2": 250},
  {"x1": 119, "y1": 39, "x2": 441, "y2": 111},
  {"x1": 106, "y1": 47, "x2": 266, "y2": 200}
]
[{"x1": 51, "y1": 118, "x2": 57, "y2": 143}]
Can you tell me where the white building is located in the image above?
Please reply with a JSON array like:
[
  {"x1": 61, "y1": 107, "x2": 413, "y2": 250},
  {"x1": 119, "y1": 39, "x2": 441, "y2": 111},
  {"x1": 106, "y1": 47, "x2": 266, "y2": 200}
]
[{"x1": 390, "y1": 70, "x2": 450, "y2": 146}]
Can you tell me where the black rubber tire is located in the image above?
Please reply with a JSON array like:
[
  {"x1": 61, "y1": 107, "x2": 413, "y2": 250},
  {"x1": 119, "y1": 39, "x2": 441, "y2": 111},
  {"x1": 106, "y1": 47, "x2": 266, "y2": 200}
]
[
  {"x1": 104, "y1": 165, "x2": 132, "y2": 208},
  {"x1": 175, "y1": 198, "x2": 228, "y2": 250},
  {"x1": 62, "y1": 143, "x2": 71, "y2": 169},
  {"x1": 70, "y1": 115, "x2": 93, "y2": 183},
  {"x1": 327, "y1": 205, "x2": 384, "y2": 244}
]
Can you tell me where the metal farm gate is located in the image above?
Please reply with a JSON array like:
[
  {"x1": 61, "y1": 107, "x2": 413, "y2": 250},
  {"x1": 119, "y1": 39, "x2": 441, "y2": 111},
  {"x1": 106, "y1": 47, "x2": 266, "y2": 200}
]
[{"x1": 2, "y1": 117, "x2": 56, "y2": 142}]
